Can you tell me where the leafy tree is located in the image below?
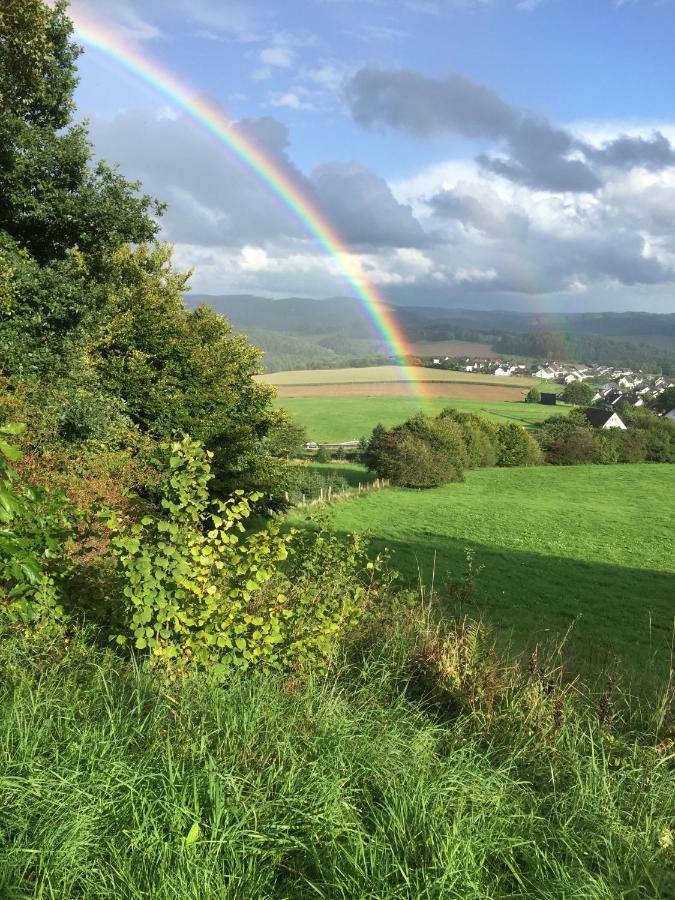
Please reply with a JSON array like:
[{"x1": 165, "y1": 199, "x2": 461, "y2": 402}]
[
  {"x1": 561, "y1": 381, "x2": 594, "y2": 405},
  {"x1": 0, "y1": 2, "x2": 283, "y2": 498},
  {"x1": 0, "y1": 0, "x2": 160, "y2": 265},
  {"x1": 365, "y1": 414, "x2": 465, "y2": 488},
  {"x1": 265, "y1": 413, "x2": 307, "y2": 460},
  {"x1": 538, "y1": 416, "x2": 603, "y2": 465},
  {"x1": 651, "y1": 386, "x2": 675, "y2": 414},
  {"x1": 495, "y1": 423, "x2": 542, "y2": 467},
  {"x1": 526, "y1": 386, "x2": 541, "y2": 403}
]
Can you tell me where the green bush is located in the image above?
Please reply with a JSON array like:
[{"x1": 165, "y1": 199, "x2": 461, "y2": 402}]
[
  {"x1": 108, "y1": 437, "x2": 382, "y2": 675},
  {"x1": 561, "y1": 381, "x2": 594, "y2": 405},
  {"x1": 496, "y1": 422, "x2": 542, "y2": 467},
  {"x1": 0, "y1": 423, "x2": 77, "y2": 627},
  {"x1": 365, "y1": 414, "x2": 465, "y2": 488},
  {"x1": 526, "y1": 386, "x2": 541, "y2": 403}
]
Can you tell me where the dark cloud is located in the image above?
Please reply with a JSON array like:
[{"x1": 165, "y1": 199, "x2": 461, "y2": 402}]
[
  {"x1": 312, "y1": 161, "x2": 428, "y2": 247},
  {"x1": 89, "y1": 109, "x2": 427, "y2": 250},
  {"x1": 587, "y1": 131, "x2": 675, "y2": 170},
  {"x1": 344, "y1": 66, "x2": 675, "y2": 193},
  {"x1": 345, "y1": 66, "x2": 514, "y2": 138}
]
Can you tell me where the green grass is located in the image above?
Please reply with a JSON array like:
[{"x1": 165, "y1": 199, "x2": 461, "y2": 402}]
[
  {"x1": 296, "y1": 464, "x2": 675, "y2": 688},
  {"x1": 279, "y1": 397, "x2": 565, "y2": 443},
  {"x1": 1, "y1": 626, "x2": 673, "y2": 898},
  {"x1": 259, "y1": 365, "x2": 541, "y2": 387}
]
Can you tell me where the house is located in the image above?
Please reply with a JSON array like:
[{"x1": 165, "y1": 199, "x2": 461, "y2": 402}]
[
  {"x1": 583, "y1": 408, "x2": 627, "y2": 430},
  {"x1": 541, "y1": 392, "x2": 558, "y2": 406},
  {"x1": 563, "y1": 372, "x2": 583, "y2": 384},
  {"x1": 494, "y1": 366, "x2": 509, "y2": 376},
  {"x1": 603, "y1": 389, "x2": 624, "y2": 406},
  {"x1": 534, "y1": 367, "x2": 556, "y2": 379}
]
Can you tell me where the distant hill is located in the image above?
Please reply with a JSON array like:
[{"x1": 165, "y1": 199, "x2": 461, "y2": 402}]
[{"x1": 187, "y1": 294, "x2": 675, "y2": 372}]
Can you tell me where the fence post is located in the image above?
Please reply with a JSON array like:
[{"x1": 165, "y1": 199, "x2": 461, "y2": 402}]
[{"x1": 328, "y1": 485, "x2": 332, "y2": 501}]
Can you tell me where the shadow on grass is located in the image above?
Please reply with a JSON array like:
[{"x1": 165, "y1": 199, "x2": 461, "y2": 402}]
[
  {"x1": 337, "y1": 528, "x2": 675, "y2": 692},
  {"x1": 301, "y1": 463, "x2": 375, "y2": 488}
]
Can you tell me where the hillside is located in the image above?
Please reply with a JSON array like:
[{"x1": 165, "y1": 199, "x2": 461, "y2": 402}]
[
  {"x1": 296, "y1": 464, "x2": 675, "y2": 688},
  {"x1": 190, "y1": 294, "x2": 675, "y2": 373}
]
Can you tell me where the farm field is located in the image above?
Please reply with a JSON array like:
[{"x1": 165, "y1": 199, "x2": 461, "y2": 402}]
[
  {"x1": 296, "y1": 464, "x2": 675, "y2": 688},
  {"x1": 258, "y1": 364, "x2": 540, "y2": 389},
  {"x1": 277, "y1": 396, "x2": 566, "y2": 443}
]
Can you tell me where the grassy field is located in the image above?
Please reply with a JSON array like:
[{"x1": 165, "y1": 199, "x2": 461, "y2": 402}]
[
  {"x1": 278, "y1": 396, "x2": 565, "y2": 443},
  {"x1": 259, "y1": 364, "x2": 540, "y2": 389},
  {"x1": 2, "y1": 625, "x2": 673, "y2": 897},
  {"x1": 295, "y1": 464, "x2": 675, "y2": 688}
]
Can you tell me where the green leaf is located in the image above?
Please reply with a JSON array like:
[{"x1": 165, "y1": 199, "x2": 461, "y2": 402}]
[{"x1": 184, "y1": 822, "x2": 201, "y2": 847}]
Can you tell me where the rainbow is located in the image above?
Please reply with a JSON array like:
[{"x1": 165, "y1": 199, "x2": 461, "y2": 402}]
[{"x1": 70, "y1": 11, "x2": 428, "y2": 401}]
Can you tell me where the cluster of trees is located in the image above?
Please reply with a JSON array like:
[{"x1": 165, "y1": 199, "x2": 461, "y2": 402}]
[
  {"x1": 0, "y1": 0, "x2": 299, "y2": 503},
  {"x1": 495, "y1": 331, "x2": 675, "y2": 375},
  {"x1": 538, "y1": 407, "x2": 675, "y2": 465},
  {"x1": 364, "y1": 409, "x2": 541, "y2": 488}
]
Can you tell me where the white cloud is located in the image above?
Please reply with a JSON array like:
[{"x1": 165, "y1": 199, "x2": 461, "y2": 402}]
[{"x1": 260, "y1": 45, "x2": 294, "y2": 68}]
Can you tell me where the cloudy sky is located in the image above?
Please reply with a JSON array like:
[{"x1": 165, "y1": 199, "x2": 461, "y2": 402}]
[{"x1": 69, "y1": 0, "x2": 675, "y2": 312}]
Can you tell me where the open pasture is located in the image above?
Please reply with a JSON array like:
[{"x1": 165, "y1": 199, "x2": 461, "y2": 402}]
[
  {"x1": 258, "y1": 364, "x2": 540, "y2": 389},
  {"x1": 300, "y1": 464, "x2": 675, "y2": 687},
  {"x1": 277, "y1": 396, "x2": 563, "y2": 443}
]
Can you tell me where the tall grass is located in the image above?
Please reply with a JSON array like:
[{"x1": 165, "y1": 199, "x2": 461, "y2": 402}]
[{"x1": 1, "y1": 615, "x2": 673, "y2": 898}]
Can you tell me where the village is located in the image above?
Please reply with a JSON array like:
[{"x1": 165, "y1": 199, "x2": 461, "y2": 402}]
[{"x1": 427, "y1": 355, "x2": 675, "y2": 419}]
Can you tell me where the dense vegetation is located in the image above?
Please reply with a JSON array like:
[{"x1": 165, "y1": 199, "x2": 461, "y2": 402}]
[
  {"x1": 540, "y1": 406, "x2": 675, "y2": 465},
  {"x1": 364, "y1": 409, "x2": 540, "y2": 487},
  {"x1": 0, "y1": 5, "x2": 673, "y2": 896},
  {"x1": 0, "y1": 0, "x2": 297, "y2": 503}
]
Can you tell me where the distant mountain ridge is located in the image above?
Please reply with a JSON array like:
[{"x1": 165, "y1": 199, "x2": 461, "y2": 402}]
[{"x1": 188, "y1": 294, "x2": 675, "y2": 345}]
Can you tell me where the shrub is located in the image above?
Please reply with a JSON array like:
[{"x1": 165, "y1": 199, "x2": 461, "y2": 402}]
[
  {"x1": 365, "y1": 414, "x2": 464, "y2": 488},
  {"x1": 496, "y1": 422, "x2": 542, "y2": 467},
  {"x1": 526, "y1": 386, "x2": 541, "y2": 403},
  {"x1": 538, "y1": 416, "x2": 603, "y2": 465},
  {"x1": 561, "y1": 381, "x2": 594, "y2": 405},
  {"x1": 0, "y1": 424, "x2": 77, "y2": 627},
  {"x1": 108, "y1": 437, "x2": 382, "y2": 676}
]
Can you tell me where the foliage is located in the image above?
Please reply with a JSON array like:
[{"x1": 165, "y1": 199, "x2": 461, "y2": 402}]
[
  {"x1": 1, "y1": 613, "x2": 673, "y2": 897},
  {"x1": 264, "y1": 411, "x2": 306, "y2": 459},
  {"x1": 538, "y1": 407, "x2": 675, "y2": 465},
  {"x1": 0, "y1": 423, "x2": 76, "y2": 626},
  {"x1": 365, "y1": 413, "x2": 465, "y2": 488},
  {"x1": 108, "y1": 437, "x2": 381, "y2": 675},
  {"x1": 526, "y1": 385, "x2": 541, "y2": 403},
  {"x1": 0, "y1": 0, "x2": 160, "y2": 265},
  {"x1": 561, "y1": 380, "x2": 595, "y2": 405},
  {"x1": 285, "y1": 464, "x2": 348, "y2": 503},
  {"x1": 538, "y1": 415, "x2": 603, "y2": 465},
  {"x1": 650, "y1": 385, "x2": 675, "y2": 414},
  {"x1": 495, "y1": 421, "x2": 542, "y2": 466},
  {"x1": 365, "y1": 408, "x2": 539, "y2": 486},
  {"x1": 0, "y1": 3, "x2": 283, "y2": 500}
]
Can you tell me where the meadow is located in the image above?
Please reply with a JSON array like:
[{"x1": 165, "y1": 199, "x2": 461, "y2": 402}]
[
  {"x1": 258, "y1": 364, "x2": 540, "y2": 388},
  {"x1": 295, "y1": 464, "x2": 675, "y2": 689},
  {"x1": 2, "y1": 621, "x2": 674, "y2": 898},
  {"x1": 279, "y1": 396, "x2": 563, "y2": 443},
  {"x1": 262, "y1": 365, "x2": 562, "y2": 442}
]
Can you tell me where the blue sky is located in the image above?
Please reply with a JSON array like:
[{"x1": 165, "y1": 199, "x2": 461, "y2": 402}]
[{"x1": 68, "y1": 0, "x2": 675, "y2": 311}]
